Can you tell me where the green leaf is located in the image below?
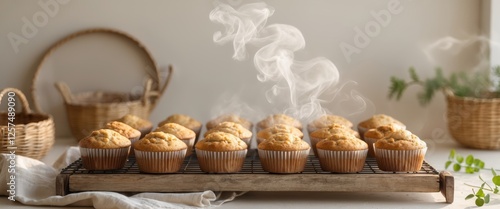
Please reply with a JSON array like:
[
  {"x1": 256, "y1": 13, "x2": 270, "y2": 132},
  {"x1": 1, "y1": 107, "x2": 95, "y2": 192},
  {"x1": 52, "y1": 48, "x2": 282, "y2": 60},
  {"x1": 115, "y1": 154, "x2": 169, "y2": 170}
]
[
  {"x1": 493, "y1": 176, "x2": 500, "y2": 186},
  {"x1": 465, "y1": 194, "x2": 475, "y2": 200},
  {"x1": 445, "y1": 161, "x2": 452, "y2": 169},
  {"x1": 479, "y1": 161, "x2": 485, "y2": 169},
  {"x1": 465, "y1": 166, "x2": 475, "y2": 174},
  {"x1": 389, "y1": 77, "x2": 407, "y2": 100},
  {"x1": 476, "y1": 188, "x2": 485, "y2": 197},
  {"x1": 456, "y1": 155, "x2": 464, "y2": 164},
  {"x1": 474, "y1": 167, "x2": 480, "y2": 172},
  {"x1": 453, "y1": 163, "x2": 461, "y2": 172},
  {"x1": 474, "y1": 159, "x2": 481, "y2": 166},
  {"x1": 409, "y1": 67, "x2": 420, "y2": 82},
  {"x1": 485, "y1": 194, "x2": 490, "y2": 204},
  {"x1": 476, "y1": 197, "x2": 485, "y2": 207},
  {"x1": 492, "y1": 168, "x2": 497, "y2": 176},
  {"x1": 494, "y1": 187, "x2": 499, "y2": 194},
  {"x1": 476, "y1": 198, "x2": 485, "y2": 207},
  {"x1": 449, "y1": 149, "x2": 456, "y2": 159},
  {"x1": 466, "y1": 155, "x2": 474, "y2": 166}
]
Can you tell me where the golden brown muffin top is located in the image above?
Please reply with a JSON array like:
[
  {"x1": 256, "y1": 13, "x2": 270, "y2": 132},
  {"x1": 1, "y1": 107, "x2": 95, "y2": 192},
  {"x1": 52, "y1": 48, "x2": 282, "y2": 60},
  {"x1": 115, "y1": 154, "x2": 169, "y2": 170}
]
[
  {"x1": 117, "y1": 114, "x2": 153, "y2": 130},
  {"x1": 316, "y1": 134, "x2": 368, "y2": 151},
  {"x1": 79, "y1": 129, "x2": 131, "y2": 149},
  {"x1": 357, "y1": 114, "x2": 405, "y2": 129},
  {"x1": 195, "y1": 132, "x2": 248, "y2": 151},
  {"x1": 158, "y1": 114, "x2": 201, "y2": 131},
  {"x1": 154, "y1": 123, "x2": 196, "y2": 140},
  {"x1": 374, "y1": 129, "x2": 427, "y2": 150},
  {"x1": 257, "y1": 114, "x2": 302, "y2": 130},
  {"x1": 206, "y1": 114, "x2": 253, "y2": 130},
  {"x1": 308, "y1": 114, "x2": 353, "y2": 131},
  {"x1": 204, "y1": 122, "x2": 252, "y2": 139},
  {"x1": 310, "y1": 124, "x2": 359, "y2": 139},
  {"x1": 364, "y1": 125, "x2": 399, "y2": 139},
  {"x1": 257, "y1": 132, "x2": 310, "y2": 151},
  {"x1": 134, "y1": 132, "x2": 187, "y2": 152},
  {"x1": 257, "y1": 124, "x2": 303, "y2": 140},
  {"x1": 105, "y1": 121, "x2": 141, "y2": 139}
]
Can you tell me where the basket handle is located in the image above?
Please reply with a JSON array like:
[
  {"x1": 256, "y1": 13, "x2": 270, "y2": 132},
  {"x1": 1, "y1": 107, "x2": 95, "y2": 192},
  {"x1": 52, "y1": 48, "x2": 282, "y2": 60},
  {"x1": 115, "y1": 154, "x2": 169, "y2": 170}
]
[
  {"x1": 31, "y1": 28, "x2": 162, "y2": 113},
  {"x1": 0, "y1": 88, "x2": 32, "y2": 114},
  {"x1": 54, "y1": 82, "x2": 74, "y2": 103},
  {"x1": 144, "y1": 65, "x2": 174, "y2": 111}
]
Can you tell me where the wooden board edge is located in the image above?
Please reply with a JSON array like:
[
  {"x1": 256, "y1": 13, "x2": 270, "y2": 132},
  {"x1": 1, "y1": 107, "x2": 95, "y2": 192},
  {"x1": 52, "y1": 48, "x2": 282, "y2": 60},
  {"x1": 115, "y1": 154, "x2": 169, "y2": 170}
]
[
  {"x1": 56, "y1": 174, "x2": 70, "y2": 196},
  {"x1": 439, "y1": 171, "x2": 454, "y2": 203}
]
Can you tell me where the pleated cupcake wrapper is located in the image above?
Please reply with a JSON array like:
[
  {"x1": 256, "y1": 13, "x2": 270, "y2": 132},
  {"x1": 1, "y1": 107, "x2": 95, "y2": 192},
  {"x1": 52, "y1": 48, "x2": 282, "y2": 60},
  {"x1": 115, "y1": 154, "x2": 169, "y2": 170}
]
[
  {"x1": 317, "y1": 149, "x2": 367, "y2": 173},
  {"x1": 128, "y1": 137, "x2": 139, "y2": 156},
  {"x1": 309, "y1": 136, "x2": 323, "y2": 157},
  {"x1": 364, "y1": 137, "x2": 378, "y2": 157},
  {"x1": 135, "y1": 149, "x2": 187, "y2": 173},
  {"x1": 182, "y1": 137, "x2": 195, "y2": 157},
  {"x1": 80, "y1": 147, "x2": 130, "y2": 170},
  {"x1": 195, "y1": 149, "x2": 247, "y2": 173},
  {"x1": 374, "y1": 147, "x2": 427, "y2": 172},
  {"x1": 257, "y1": 149, "x2": 310, "y2": 174}
]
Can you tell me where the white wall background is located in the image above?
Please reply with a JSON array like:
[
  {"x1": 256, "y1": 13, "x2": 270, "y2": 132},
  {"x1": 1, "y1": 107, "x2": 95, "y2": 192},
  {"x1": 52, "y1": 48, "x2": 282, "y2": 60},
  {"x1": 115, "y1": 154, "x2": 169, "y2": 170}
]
[{"x1": 0, "y1": 0, "x2": 487, "y2": 140}]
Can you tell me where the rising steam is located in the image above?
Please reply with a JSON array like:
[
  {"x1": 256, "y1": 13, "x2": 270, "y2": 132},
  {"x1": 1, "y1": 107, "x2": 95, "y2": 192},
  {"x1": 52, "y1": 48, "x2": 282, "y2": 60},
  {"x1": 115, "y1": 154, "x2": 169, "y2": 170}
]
[{"x1": 210, "y1": 2, "x2": 340, "y2": 120}]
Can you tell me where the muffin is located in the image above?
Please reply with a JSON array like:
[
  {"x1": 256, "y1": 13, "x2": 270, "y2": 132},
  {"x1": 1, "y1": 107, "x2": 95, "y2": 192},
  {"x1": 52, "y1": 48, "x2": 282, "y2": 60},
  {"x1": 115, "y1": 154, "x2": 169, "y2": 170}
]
[
  {"x1": 134, "y1": 132, "x2": 187, "y2": 173},
  {"x1": 257, "y1": 132, "x2": 310, "y2": 173},
  {"x1": 374, "y1": 129, "x2": 427, "y2": 172},
  {"x1": 195, "y1": 132, "x2": 248, "y2": 173},
  {"x1": 79, "y1": 129, "x2": 131, "y2": 170},
  {"x1": 117, "y1": 114, "x2": 153, "y2": 138},
  {"x1": 256, "y1": 124, "x2": 304, "y2": 144},
  {"x1": 204, "y1": 122, "x2": 253, "y2": 147},
  {"x1": 357, "y1": 114, "x2": 406, "y2": 140},
  {"x1": 363, "y1": 125, "x2": 400, "y2": 157},
  {"x1": 257, "y1": 114, "x2": 302, "y2": 132},
  {"x1": 206, "y1": 114, "x2": 253, "y2": 131},
  {"x1": 105, "y1": 121, "x2": 141, "y2": 156},
  {"x1": 309, "y1": 124, "x2": 360, "y2": 157},
  {"x1": 316, "y1": 134, "x2": 368, "y2": 173},
  {"x1": 307, "y1": 114, "x2": 353, "y2": 133},
  {"x1": 154, "y1": 123, "x2": 196, "y2": 157},
  {"x1": 158, "y1": 114, "x2": 202, "y2": 139}
]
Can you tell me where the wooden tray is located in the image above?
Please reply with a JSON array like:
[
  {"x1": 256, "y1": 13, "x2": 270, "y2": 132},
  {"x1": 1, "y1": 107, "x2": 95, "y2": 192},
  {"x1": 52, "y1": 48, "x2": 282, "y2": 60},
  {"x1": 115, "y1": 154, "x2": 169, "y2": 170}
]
[{"x1": 56, "y1": 149, "x2": 454, "y2": 203}]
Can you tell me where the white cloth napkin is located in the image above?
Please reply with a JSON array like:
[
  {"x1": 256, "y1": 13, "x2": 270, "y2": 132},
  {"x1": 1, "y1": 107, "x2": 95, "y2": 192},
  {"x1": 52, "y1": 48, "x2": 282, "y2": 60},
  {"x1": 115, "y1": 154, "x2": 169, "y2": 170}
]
[{"x1": 0, "y1": 147, "x2": 245, "y2": 209}]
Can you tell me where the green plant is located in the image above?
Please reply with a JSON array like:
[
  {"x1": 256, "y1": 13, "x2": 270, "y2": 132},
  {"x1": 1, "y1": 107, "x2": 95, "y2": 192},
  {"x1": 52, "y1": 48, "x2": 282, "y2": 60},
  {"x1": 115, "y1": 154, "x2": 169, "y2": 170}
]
[
  {"x1": 444, "y1": 149, "x2": 500, "y2": 207},
  {"x1": 389, "y1": 66, "x2": 500, "y2": 105},
  {"x1": 445, "y1": 149, "x2": 485, "y2": 174}
]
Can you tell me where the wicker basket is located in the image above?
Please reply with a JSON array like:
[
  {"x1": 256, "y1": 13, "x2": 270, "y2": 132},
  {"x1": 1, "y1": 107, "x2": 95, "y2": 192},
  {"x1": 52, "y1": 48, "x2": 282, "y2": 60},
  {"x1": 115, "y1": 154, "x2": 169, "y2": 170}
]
[
  {"x1": 31, "y1": 28, "x2": 173, "y2": 141},
  {"x1": 446, "y1": 90, "x2": 500, "y2": 149},
  {"x1": 0, "y1": 88, "x2": 55, "y2": 159}
]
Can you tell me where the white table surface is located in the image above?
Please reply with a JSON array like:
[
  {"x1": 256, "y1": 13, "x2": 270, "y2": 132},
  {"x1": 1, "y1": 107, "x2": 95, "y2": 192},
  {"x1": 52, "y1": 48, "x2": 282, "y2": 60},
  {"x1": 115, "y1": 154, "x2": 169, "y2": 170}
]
[{"x1": 1, "y1": 137, "x2": 499, "y2": 209}]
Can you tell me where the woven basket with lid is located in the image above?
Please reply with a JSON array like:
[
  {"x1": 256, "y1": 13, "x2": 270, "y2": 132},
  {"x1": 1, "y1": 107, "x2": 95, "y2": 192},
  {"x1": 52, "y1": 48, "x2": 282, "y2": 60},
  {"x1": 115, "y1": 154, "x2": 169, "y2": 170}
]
[
  {"x1": 31, "y1": 28, "x2": 173, "y2": 141},
  {"x1": 0, "y1": 88, "x2": 55, "y2": 159}
]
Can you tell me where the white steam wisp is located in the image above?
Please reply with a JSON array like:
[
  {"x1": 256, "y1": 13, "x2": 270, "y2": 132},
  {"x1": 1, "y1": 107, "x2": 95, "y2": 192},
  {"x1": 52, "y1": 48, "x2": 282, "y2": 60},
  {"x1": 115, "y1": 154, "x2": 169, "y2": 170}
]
[{"x1": 210, "y1": 2, "x2": 340, "y2": 120}]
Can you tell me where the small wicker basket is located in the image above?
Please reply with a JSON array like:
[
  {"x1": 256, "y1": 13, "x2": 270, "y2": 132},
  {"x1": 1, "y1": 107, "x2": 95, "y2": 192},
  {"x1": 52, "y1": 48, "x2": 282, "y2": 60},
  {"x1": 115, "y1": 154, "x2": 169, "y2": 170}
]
[
  {"x1": 0, "y1": 88, "x2": 55, "y2": 159},
  {"x1": 446, "y1": 90, "x2": 500, "y2": 149},
  {"x1": 31, "y1": 28, "x2": 173, "y2": 141}
]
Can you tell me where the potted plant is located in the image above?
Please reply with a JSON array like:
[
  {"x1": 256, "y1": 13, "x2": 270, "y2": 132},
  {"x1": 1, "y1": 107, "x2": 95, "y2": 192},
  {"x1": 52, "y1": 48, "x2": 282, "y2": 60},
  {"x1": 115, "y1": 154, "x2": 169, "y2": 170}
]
[{"x1": 388, "y1": 66, "x2": 500, "y2": 149}]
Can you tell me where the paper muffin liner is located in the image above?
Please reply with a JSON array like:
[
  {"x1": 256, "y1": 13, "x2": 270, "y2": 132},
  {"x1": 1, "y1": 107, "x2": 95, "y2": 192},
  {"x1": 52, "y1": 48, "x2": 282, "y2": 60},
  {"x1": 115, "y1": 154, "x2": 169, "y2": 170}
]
[
  {"x1": 364, "y1": 137, "x2": 378, "y2": 157},
  {"x1": 195, "y1": 149, "x2": 247, "y2": 173},
  {"x1": 317, "y1": 149, "x2": 367, "y2": 173},
  {"x1": 181, "y1": 137, "x2": 195, "y2": 157},
  {"x1": 374, "y1": 147, "x2": 427, "y2": 172},
  {"x1": 309, "y1": 136, "x2": 324, "y2": 157},
  {"x1": 80, "y1": 147, "x2": 130, "y2": 170},
  {"x1": 135, "y1": 149, "x2": 187, "y2": 173},
  {"x1": 257, "y1": 149, "x2": 310, "y2": 173}
]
